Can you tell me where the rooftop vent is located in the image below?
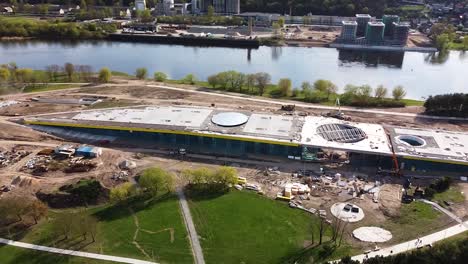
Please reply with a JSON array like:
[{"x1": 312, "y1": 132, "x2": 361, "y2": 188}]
[{"x1": 316, "y1": 123, "x2": 367, "y2": 143}]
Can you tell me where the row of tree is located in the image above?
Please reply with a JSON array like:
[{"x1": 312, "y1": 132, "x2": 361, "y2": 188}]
[
  {"x1": 0, "y1": 196, "x2": 48, "y2": 226},
  {"x1": 0, "y1": 17, "x2": 115, "y2": 39},
  {"x1": 109, "y1": 167, "x2": 174, "y2": 203},
  {"x1": 208, "y1": 71, "x2": 271, "y2": 95},
  {"x1": 424, "y1": 93, "x2": 467, "y2": 118},
  {"x1": 182, "y1": 166, "x2": 238, "y2": 193}
]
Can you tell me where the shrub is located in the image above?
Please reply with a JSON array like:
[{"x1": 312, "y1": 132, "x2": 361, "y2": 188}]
[
  {"x1": 98, "y1": 67, "x2": 111, "y2": 83},
  {"x1": 135, "y1": 68, "x2": 148, "y2": 80},
  {"x1": 182, "y1": 73, "x2": 197, "y2": 84},
  {"x1": 154, "y1": 71, "x2": 168, "y2": 82}
]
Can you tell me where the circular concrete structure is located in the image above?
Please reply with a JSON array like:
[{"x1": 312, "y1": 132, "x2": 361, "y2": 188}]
[
  {"x1": 330, "y1": 203, "x2": 365, "y2": 222},
  {"x1": 352, "y1": 227, "x2": 392, "y2": 243},
  {"x1": 211, "y1": 112, "x2": 249, "y2": 127},
  {"x1": 396, "y1": 135, "x2": 426, "y2": 147},
  {"x1": 316, "y1": 123, "x2": 367, "y2": 143}
]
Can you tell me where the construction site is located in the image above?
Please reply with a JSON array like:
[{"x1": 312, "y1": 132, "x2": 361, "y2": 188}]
[{"x1": 0, "y1": 79, "x2": 467, "y2": 260}]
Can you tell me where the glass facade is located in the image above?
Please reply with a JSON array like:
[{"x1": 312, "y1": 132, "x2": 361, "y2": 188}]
[{"x1": 55, "y1": 126, "x2": 302, "y2": 158}]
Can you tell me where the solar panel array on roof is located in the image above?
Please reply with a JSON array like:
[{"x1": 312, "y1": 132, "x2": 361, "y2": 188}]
[
  {"x1": 316, "y1": 124, "x2": 367, "y2": 143},
  {"x1": 211, "y1": 112, "x2": 249, "y2": 127}
]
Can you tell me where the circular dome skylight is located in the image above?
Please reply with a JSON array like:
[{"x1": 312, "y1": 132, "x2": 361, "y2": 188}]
[
  {"x1": 316, "y1": 123, "x2": 367, "y2": 143},
  {"x1": 396, "y1": 135, "x2": 426, "y2": 147},
  {"x1": 211, "y1": 112, "x2": 249, "y2": 127}
]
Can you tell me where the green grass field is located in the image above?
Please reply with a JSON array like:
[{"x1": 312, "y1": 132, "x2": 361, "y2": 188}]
[
  {"x1": 382, "y1": 201, "x2": 446, "y2": 242},
  {"x1": 1, "y1": 194, "x2": 192, "y2": 264},
  {"x1": 433, "y1": 187, "x2": 466, "y2": 205},
  {"x1": 188, "y1": 190, "x2": 353, "y2": 264}
]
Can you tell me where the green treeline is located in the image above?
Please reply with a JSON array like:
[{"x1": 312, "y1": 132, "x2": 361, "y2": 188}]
[
  {"x1": 240, "y1": 0, "x2": 393, "y2": 16},
  {"x1": 206, "y1": 70, "x2": 407, "y2": 108},
  {"x1": 156, "y1": 15, "x2": 244, "y2": 26},
  {"x1": 334, "y1": 234, "x2": 468, "y2": 264},
  {"x1": 424, "y1": 93, "x2": 468, "y2": 118},
  {"x1": 0, "y1": 18, "x2": 116, "y2": 39}
]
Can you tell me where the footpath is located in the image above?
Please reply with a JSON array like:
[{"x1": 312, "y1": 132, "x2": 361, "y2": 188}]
[{"x1": 0, "y1": 238, "x2": 157, "y2": 264}]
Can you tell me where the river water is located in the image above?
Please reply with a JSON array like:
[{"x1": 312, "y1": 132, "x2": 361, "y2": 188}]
[{"x1": 1, "y1": 40, "x2": 467, "y2": 99}]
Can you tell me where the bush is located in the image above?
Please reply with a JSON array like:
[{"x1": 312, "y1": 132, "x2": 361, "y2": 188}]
[
  {"x1": 182, "y1": 73, "x2": 197, "y2": 85},
  {"x1": 139, "y1": 167, "x2": 174, "y2": 196},
  {"x1": 424, "y1": 93, "x2": 468, "y2": 117},
  {"x1": 154, "y1": 71, "x2": 168, "y2": 82},
  {"x1": 98, "y1": 67, "x2": 111, "y2": 83},
  {"x1": 135, "y1": 68, "x2": 148, "y2": 80}
]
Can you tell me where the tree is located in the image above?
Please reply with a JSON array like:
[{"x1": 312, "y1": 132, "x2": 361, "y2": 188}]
[
  {"x1": 212, "y1": 166, "x2": 237, "y2": 186},
  {"x1": 436, "y1": 33, "x2": 450, "y2": 51},
  {"x1": 45, "y1": 65, "x2": 60, "y2": 82},
  {"x1": 255, "y1": 72, "x2": 271, "y2": 95},
  {"x1": 314, "y1": 79, "x2": 337, "y2": 100},
  {"x1": 139, "y1": 167, "x2": 174, "y2": 196},
  {"x1": 98, "y1": 67, "x2": 111, "y2": 83},
  {"x1": 246, "y1": 73, "x2": 256, "y2": 93},
  {"x1": 207, "y1": 74, "x2": 219, "y2": 88},
  {"x1": 392, "y1": 85, "x2": 406, "y2": 100},
  {"x1": 272, "y1": 22, "x2": 282, "y2": 39},
  {"x1": 64, "y1": 63, "x2": 75, "y2": 81},
  {"x1": 374, "y1": 85, "x2": 388, "y2": 99},
  {"x1": 182, "y1": 74, "x2": 197, "y2": 85},
  {"x1": 278, "y1": 17, "x2": 285, "y2": 27},
  {"x1": 207, "y1": 5, "x2": 214, "y2": 17},
  {"x1": 154, "y1": 72, "x2": 168, "y2": 82},
  {"x1": 138, "y1": 10, "x2": 153, "y2": 23},
  {"x1": 278, "y1": 78, "x2": 292, "y2": 97},
  {"x1": 463, "y1": 37, "x2": 468, "y2": 50},
  {"x1": 0, "y1": 67, "x2": 10, "y2": 83},
  {"x1": 15, "y1": 68, "x2": 33, "y2": 83},
  {"x1": 55, "y1": 212, "x2": 75, "y2": 240},
  {"x1": 30, "y1": 200, "x2": 48, "y2": 225},
  {"x1": 80, "y1": 0, "x2": 87, "y2": 10},
  {"x1": 301, "y1": 81, "x2": 312, "y2": 93},
  {"x1": 110, "y1": 182, "x2": 135, "y2": 203},
  {"x1": 135, "y1": 67, "x2": 148, "y2": 80}
]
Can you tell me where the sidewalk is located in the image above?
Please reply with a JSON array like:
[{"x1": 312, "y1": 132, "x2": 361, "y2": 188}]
[
  {"x1": 350, "y1": 221, "x2": 468, "y2": 262},
  {"x1": 0, "y1": 238, "x2": 157, "y2": 264}
]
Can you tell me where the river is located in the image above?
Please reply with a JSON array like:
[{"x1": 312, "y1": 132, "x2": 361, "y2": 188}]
[{"x1": 0, "y1": 40, "x2": 467, "y2": 99}]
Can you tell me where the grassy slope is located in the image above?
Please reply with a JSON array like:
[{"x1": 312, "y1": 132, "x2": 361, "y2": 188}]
[
  {"x1": 188, "y1": 190, "x2": 354, "y2": 264},
  {"x1": 381, "y1": 201, "x2": 446, "y2": 242},
  {"x1": 433, "y1": 187, "x2": 465, "y2": 205},
  {"x1": 3, "y1": 194, "x2": 192, "y2": 264}
]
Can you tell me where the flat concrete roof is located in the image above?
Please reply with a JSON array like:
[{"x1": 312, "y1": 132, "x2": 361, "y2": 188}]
[
  {"x1": 342, "y1": 21, "x2": 358, "y2": 25},
  {"x1": 73, "y1": 106, "x2": 213, "y2": 128},
  {"x1": 389, "y1": 127, "x2": 468, "y2": 163},
  {"x1": 23, "y1": 105, "x2": 468, "y2": 164},
  {"x1": 368, "y1": 21, "x2": 385, "y2": 26}
]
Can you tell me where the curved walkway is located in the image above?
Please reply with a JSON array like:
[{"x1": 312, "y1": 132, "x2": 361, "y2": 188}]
[
  {"x1": 0, "y1": 238, "x2": 157, "y2": 264},
  {"x1": 349, "y1": 220, "x2": 468, "y2": 262}
]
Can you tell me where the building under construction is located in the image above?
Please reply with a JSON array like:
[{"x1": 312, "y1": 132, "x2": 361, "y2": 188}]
[{"x1": 22, "y1": 106, "x2": 468, "y2": 174}]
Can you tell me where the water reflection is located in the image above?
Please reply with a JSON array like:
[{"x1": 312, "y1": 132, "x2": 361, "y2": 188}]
[
  {"x1": 424, "y1": 51, "x2": 450, "y2": 64},
  {"x1": 271, "y1": 46, "x2": 282, "y2": 61},
  {"x1": 337, "y1": 49, "x2": 405, "y2": 68}
]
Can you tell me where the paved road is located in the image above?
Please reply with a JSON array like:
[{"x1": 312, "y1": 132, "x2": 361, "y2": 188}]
[
  {"x1": 350, "y1": 221, "x2": 468, "y2": 262},
  {"x1": 147, "y1": 84, "x2": 468, "y2": 121},
  {"x1": 176, "y1": 189, "x2": 206, "y2": 264},
  {"x1": 0, "y1": 238, "x2": 157, "y2": 264}
]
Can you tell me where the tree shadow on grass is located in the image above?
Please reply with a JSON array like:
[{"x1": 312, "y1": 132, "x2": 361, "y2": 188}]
[
  {"x1": 183, "y1": 185, "x2": 230, "y2": 202},
  {"x1": 279, "y1": 242, "x2": 339, "y2": 264},
  {"x1": 93, "y1": 192, "x2": 176, "y2": 222}
]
